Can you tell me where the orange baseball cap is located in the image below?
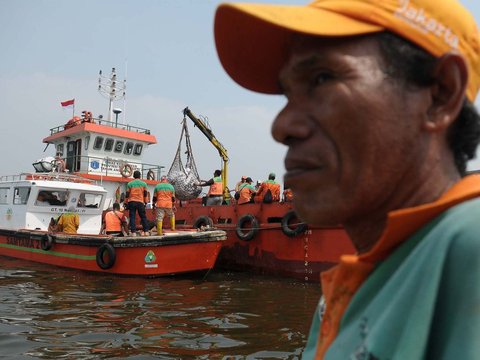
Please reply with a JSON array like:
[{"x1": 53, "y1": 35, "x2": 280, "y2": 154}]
[{"x1": 214, "y1": 0, "x2": 480, "y2": 101}]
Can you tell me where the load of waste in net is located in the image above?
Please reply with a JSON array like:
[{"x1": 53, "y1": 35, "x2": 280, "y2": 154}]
[{"x1": 166, "y1": 119, "x2": 202, "y2": 200}]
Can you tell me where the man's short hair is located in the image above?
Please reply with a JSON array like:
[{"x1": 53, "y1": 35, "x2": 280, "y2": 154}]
[
  {"x1": 113, "y1": 202, "x2": 120, "y2": 210},
  {"x1": 376, "y1": 32, "x2": 480, "y2": 176},
  {"x1": 133, "y1": 170, "x2": 141, "y2": 179},
  {"x1": 214, "y1": 169, "x2": 222, "y2": 177}
]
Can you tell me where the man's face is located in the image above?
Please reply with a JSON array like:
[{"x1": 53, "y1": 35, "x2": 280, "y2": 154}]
[{"x1": 272, "y1": 35, "x2": 429, "y2": 227}]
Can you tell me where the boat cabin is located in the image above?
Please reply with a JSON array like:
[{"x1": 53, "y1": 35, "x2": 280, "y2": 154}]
[
  {"x1": 0, "y1": 173, "x2": 107, "y2": 234},
  {"x1": 42, "y1": 112, "x2": 161, "y2": 181}
]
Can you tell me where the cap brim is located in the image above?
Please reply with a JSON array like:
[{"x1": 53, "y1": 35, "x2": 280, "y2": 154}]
[{"x1": 214, "y1": 3, "x2": 383, "y2": 94}]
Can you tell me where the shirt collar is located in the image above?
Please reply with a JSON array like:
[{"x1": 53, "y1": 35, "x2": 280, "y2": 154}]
[{"x1": 342, "y1": 174, "x2": 480, "y2": 264}]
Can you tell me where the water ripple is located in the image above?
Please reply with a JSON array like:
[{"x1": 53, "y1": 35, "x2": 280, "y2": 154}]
[{"x1": 0, "y1": 257, "x2": 321, "y2": 359}]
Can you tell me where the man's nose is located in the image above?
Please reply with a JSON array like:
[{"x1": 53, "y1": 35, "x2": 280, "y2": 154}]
[{"x1": 271, "y1": 103, "x2": 312, "y2": 145}]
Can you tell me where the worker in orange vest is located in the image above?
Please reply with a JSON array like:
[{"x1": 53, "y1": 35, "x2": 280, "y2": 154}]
[
  {"x1": 238, "y1": 177, "x2": 256, "y2": 205},
  {"x1": 125, "y1": 170, "x2": 150, "y2": 236},
  {"x1": 152, "y1": 176, "x2": 176, "y2": 236},
  {"x1": 255, "y1": 173, "x2": 281, "y2": 203},
  {"x1": 198, "y1": 169, "x2": 223, "y2": 205},
  {"x1": 101, "y1": 202, "x2": 128, "y2": 236},
  {"x1": 283, "y1": 187, "x2": 294, "y2": 202}
]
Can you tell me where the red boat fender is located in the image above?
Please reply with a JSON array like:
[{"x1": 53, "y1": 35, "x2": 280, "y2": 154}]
[
  {"x1": 281, "y1": 210, "x2": 308, "y2": 237},
  {"x1": 41, "y1": 234, "x2": 54, "y2": 251},
  {"x1": 236, "y1": 214, "x2": 259, "y2": 241},
  {"x1": 193, "y1": 215, "x2": 214, "y2": 229},
  {"x1": 96, "y1": 243, "x2": 116, "y2": 270}
]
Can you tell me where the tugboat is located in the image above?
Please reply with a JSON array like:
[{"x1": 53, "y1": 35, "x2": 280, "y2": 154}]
[
  {"x1": 0, "y1": 172, "x2": 226, "y2": 276},
  {"x1": 37, "y1": 68, "x2": 354, "y2": 282}
]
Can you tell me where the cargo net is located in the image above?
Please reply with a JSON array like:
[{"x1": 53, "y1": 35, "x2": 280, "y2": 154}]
[{"x1": 166, "y1": 119, "x2": 202, "y2": 200}]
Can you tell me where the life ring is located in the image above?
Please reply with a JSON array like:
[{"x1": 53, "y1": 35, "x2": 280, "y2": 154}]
[
  {"x1": 281, "y1": 210, "x2": 308, "y2": 237},
  {"x1": 147, "y1": 170, "x2": 155, "y2": 180},
  {"x1": 120, "y1": 164, "x2": 133, "y2": 178},
  {"x1": 96, "y1": 243, "x2": 116, "y2": 270},
  {"x1": 236, "y1": 214, "x2": 259, "y2": 241},
  {"x1": 193, "y1": 215, "x2": 214, "y2": 229},
  {"x1": 41, "y1": 234, "x2": 54, "y2": 251}
]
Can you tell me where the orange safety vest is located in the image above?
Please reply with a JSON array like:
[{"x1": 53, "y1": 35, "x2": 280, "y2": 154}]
[
  {"x1": 257, "y1": 181, "x2": 281, "y2": 202},
  {"x1": 283, "y1": 189, "x2": 293, "y2": 202},
  {"x1": 208, "y1": 176, "x2": 223, "y2": 196},
  {"x1": 154, "y1": 182, "x2": 175, "y2": 208},
  {"x1": 105, "y1": 210, "x2": 125, "y2": 232},
  {"x1": 126, "y1": 179, "x2": 148, "y2": 203},
  {"x1": 238, "y1": 183, "x2": 255, "y2": 204}
]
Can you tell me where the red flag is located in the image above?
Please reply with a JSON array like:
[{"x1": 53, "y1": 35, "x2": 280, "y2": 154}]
[{"x1": 61, "y1": 99, "x2": 75, "y2": 107}]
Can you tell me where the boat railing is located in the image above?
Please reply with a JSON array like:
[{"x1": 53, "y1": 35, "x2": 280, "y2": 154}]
[
  {"x1": 0, "y1": 173, "x2": 95, "y2": 184},
  {"x1": 64, "y1": 155, "x2": 165, "y2": 181},
  {"x1": 48, "y1": 117, "x2": 151, "y2": 135}
]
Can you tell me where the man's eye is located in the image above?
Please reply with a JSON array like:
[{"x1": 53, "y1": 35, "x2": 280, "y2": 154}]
[{"x1": 314, "y1": 72, "x2": 333, "y2": 85}]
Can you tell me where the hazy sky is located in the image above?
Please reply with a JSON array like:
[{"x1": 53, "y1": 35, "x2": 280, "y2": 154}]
[{"x1": 1, "y1": 0, "x2": 480, "y2": 191}]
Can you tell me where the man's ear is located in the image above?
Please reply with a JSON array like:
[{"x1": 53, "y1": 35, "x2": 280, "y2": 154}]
[{"x1": 424, "y1": 53, "x2": 468, "y2": 132}]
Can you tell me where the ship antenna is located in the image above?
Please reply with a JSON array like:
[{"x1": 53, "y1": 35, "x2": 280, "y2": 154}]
[{"x1": 98, "y1": 67, "x2": 127, "y2": 123}]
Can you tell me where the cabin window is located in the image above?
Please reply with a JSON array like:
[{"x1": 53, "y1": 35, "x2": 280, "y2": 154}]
[
  {"x1": 77, "y1": 192, "x2": 103, "y2": 208},
  {"x1": 0, "y1": 188, "x2": 9, "y2": 204},
  {"x1": 85, "y1": 136, "x2": 90, "y2": 150},
  {"x1": 56, "y1": 144, "x2": 64, "y2": 156},
  {"x1": 124, "y1": 142, "x2": 134, "y2": 155},
  {"x1": 35, "y1": 190, "x2": 68, "y2": 206},
  {"x1": 134, "y1": 144, "x2": 143, "y2": 156},
  {"x1": 13, "y1": 187, "x2": 30, "y2": 205},
  {"x1": 114, "y1": 140, "x2": 124, "y2": 153},
  {"x1": 104, "y1": 138, "x2": 114, "y2": 152},
  {"x1": 93, "y1": 136, "x2": 104, "y2": 150}
]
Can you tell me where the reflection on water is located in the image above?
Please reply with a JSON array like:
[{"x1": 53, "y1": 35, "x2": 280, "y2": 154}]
[{"x1": 0, "y1": 257, "x2": 321, "y2": 359}]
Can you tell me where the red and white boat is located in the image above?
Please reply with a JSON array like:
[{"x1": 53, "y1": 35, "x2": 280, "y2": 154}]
[
  {"x1": 0, "y1": 173, "x2": 226, "y2": 276},
  {"x1": 35, "y1": 68, "x2": 354, "y2": 282}
]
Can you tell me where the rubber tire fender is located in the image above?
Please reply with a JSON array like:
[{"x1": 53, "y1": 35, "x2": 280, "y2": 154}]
[
  {"x1": 281, "y1": 210, "x2": 308, "y2": 237},
  {"x1": 236, "y1": 213, "x2": 259, "y2": 241},
  {"x1": 96, "y1": 243, "x2": 116, "y2": 270},
  {"x1": 41, "y1": 234, "x2": 54, "y2": 251},
  {"x1": 193, "y1": 215, "x2": 214, "y2": 229},
  {"x1": 147, "y1": 169, "x2": 155, "y2": 180}
]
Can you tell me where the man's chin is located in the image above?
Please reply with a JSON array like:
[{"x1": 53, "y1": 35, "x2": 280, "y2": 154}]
[{"x1": 292, "y1": 199, "x2": 342, "y2": 227}]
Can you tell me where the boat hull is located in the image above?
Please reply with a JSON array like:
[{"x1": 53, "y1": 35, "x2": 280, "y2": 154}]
[
  {"x1": 0, "y1": 229, "x2": 226, "y2": 276},
  {"x1": 156, "y1": 201, "x2": 355, "y2": 282}
]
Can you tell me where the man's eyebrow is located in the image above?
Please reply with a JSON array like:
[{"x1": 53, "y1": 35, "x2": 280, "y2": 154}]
[
  {"x1": 292, "y1": 55, "x2": 326, "y2": 72},
  {"x1": 278, "y1": 55, "x2": 327, "y2": 93}
]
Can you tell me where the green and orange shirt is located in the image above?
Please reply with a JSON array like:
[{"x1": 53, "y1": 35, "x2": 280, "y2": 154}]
[
  {"x1": 153, "y1": 182, "x2": 175, "y2": 208},
  {"x1": 208, "y1": 176, "x2": 223, "y2": 196},
  {"x1": 303, "y1": 175, "x2": 480, "y2": 359},
  {"x1": 126, "y1": 179, "x2": 148, "y2": 203},
  {"x1": 256, "y1": 180, "x2": 281, "y2": 202},
  {"x1": 238, "y1": 182, "x2": 256, "y2": 204}
]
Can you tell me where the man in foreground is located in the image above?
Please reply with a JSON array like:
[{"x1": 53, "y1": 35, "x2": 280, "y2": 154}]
[{"x1": 214, "y1": 0, "x2": 480, "y2": 358}]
